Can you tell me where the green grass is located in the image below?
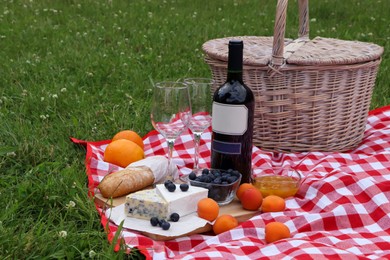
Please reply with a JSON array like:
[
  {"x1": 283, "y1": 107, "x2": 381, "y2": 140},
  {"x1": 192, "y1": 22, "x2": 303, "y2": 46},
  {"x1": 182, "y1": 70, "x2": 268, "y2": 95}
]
[{"x1": 0, "y1": 0, "x2": 389, "y2": 258}]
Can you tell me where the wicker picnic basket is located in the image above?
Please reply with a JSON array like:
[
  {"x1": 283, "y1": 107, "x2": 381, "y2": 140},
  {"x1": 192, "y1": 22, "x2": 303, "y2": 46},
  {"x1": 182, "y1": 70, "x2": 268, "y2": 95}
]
[{"x1": 202, "y1": 0, "x2": 384, "y2": 152}]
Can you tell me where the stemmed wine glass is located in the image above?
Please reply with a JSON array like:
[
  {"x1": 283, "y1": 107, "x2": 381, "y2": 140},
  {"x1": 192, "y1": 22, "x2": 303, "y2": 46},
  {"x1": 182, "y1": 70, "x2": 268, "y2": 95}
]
[
  {"x1": 184, "y1": 78, "x2": 213, "y2": 169},
  {"x1": 151, "y1": 81, "x2": 192, "y2": 181}
]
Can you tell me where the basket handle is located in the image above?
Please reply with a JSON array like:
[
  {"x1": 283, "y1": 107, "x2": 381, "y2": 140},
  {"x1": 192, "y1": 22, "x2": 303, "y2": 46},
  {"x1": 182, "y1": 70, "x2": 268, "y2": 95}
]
[{"x1": 271, "y1": 0, "x2": 309, "y2": 67}]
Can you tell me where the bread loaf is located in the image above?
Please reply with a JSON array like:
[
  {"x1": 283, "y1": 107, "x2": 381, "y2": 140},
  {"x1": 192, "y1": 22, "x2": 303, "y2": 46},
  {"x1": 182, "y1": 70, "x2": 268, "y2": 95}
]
[{"x1": 98, "y1": 166, "x2": 154, "y2": 198}]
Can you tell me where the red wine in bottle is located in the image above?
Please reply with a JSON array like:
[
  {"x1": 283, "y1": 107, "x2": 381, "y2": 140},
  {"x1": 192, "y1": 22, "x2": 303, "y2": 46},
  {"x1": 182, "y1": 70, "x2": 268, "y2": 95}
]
[{"x1": 210, "y1": 40, "x2": 255, "y2": 184}]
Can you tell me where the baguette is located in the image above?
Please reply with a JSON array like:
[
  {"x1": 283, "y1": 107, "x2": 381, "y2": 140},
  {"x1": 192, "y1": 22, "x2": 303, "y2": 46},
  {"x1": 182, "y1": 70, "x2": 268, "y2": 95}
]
[{"x1": 98, "y1": 166, "x2": 154, "y2": 198}]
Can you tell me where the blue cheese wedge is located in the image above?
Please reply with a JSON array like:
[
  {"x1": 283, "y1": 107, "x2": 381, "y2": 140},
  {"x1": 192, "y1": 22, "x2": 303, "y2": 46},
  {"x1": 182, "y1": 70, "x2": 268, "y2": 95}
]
[
  {"x1": 156, "y1": 184, "x2": 208, "y2": 217},
  {"x1": 124, "y1": 184, "x2": 208, "y2": 220},
  {"x1": 125, "y1": 189, "x2": 168, "y2": 220}
]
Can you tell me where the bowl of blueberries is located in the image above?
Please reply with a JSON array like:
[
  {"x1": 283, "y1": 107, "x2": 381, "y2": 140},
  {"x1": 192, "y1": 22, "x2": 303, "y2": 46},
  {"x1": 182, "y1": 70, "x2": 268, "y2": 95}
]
[{"x1": 185, "y1": 168, "x2": 242, "y2": 206}]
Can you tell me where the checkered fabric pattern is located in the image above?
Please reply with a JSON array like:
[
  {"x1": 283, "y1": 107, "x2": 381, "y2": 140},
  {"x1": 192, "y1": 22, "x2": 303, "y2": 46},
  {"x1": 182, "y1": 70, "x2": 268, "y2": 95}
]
[{"x1": 71, "y1": 105, "x2": 390, "y2": 259}]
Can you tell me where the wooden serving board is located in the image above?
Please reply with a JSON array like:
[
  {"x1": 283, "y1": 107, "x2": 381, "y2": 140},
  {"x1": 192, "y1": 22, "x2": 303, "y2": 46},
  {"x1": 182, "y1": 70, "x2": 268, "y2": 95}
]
[
  {"x1": 95, "y1": 193, "x2": 127, "y2": 208},
  {"x1": 94, "y1": 193, "x2": 259, "y2": 241}
]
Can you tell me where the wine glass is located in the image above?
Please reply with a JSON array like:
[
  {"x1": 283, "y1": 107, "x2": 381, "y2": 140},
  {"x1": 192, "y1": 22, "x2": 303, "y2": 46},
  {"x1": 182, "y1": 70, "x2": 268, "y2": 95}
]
[
  {"x1": 184, "y1": 78, "x2": 213, "y2": 169},
  {"x1": 151, "y1": 81, "x2": 192, "y2": 181}
]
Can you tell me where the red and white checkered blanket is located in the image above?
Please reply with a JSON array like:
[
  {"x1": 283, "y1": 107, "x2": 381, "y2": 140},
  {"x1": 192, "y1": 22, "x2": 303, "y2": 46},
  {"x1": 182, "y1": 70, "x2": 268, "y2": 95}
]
[{"x1": 71, "y1": 106, "x2": 390, "y2": 259}]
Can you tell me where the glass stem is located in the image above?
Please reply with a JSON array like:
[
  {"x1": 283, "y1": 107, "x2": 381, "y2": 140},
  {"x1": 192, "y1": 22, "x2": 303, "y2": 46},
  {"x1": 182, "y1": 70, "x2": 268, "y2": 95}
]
[
  {"x1": 167, "y1": 139, "x2": 175, "y2": 180},
  {"x1": 193, "y1": 132, "x2": 202, "y2": 169}
]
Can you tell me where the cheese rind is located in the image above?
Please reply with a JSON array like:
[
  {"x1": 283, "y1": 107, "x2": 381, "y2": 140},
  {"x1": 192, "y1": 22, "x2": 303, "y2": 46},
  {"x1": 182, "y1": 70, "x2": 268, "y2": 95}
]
[
  {"x1": 125, "y1": 189, "x2": 168, "y2": 220},
  {"x1": 156, "y1": 184, "x2": 208, "y2": 217}
]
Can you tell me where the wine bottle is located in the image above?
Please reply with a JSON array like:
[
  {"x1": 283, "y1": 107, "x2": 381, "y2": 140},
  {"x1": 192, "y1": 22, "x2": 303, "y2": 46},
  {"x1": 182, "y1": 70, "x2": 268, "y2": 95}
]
[{"x1": 210, "y1": 40, "x2": 255, "y2": 184}]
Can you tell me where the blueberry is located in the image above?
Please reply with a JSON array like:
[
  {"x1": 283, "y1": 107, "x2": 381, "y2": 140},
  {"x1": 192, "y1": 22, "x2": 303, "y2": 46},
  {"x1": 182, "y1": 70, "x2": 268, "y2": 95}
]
[
  {"x1": 227, "y1": 176, "x2": 237, "y2": 183},
  {"x1": 207, "y1": 173, "x2": 216, "y2": 180},
  {"x1": 189, "y1": 172, "x2": 197, "y2": 180},
  {"x1": 204, "y1": 176, "x2": 212, "y2": 183},
  {"x1": 158, "y1": 219, "x2": 166, "y2": 227},
  {"x1": 150, "y1": 217, "x2": 159, "y2": 226},
  {"x1": 161, "y1": 221, "x2": 170, "y2": 230},
  {"x1": 198, "y1": 175, "x2": 206, "y2": 182},
  {"x1": 222, "y1": 181, "x2": 228, "y2": 185},
  {"x1": 233, "y1": 170, "x2": 240, "y2": 176},
  {"x1": 221, "y1": 175, "x2": 228, "y2": 182},
  {"x1": 210, "y1": 169, "x2": 220, "y2": 176},
  {"x1": 213, "y1": 177, "x2": 222, "y2": 184},
  {"x1": 164, "y1": 180, "x2": 173, "y2": 188},
  {"x1": 170, "y1": 213, "x2": 180, "y2": 222},
  {"x1": 202, "y1": 169, "x2": 209, "y2": 175},
  {"x1": 167, "y1": 183, "x2": 176, "y2": 192},
  {"x1": 215, "y1": 170, "x2": 222, "y2": 175},
  {"x1": 180, "y1": 183, "x2": 189, "y2": 192}
]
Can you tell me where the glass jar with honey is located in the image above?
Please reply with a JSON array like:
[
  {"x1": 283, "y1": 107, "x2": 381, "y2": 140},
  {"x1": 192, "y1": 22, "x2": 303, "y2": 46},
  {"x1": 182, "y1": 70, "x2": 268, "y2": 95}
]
[{"x1": 252, "y1": 167, "x2": 301, "y2": 198}]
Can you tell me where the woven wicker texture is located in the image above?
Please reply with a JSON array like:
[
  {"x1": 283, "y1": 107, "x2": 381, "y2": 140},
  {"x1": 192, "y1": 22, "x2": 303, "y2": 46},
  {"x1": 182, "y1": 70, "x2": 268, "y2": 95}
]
[
  {"x1": 202, "y1": 36, "x2": 293, "y2": 66},
  {"x1": 202, "y1": 0, "x2": 384, "y2": 152},
  {"x1": 288, "y1": 37, "x2": 384, "y2": 65}
]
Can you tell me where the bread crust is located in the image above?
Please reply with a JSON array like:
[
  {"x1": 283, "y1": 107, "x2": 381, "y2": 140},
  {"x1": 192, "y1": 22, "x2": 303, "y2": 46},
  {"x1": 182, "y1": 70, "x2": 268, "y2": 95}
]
[{"x1": 98, "y1": 166, "x2": 154, "y2": 198}]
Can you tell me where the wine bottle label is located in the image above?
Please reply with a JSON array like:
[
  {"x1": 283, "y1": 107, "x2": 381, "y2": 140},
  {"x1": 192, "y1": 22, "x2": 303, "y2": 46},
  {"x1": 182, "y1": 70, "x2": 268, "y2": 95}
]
[
  {"x1": 212, "y1": 140, "x2": 241, "y2": 154},
  {"x1": 212, "y1": 102, "x2": 248, "y2": 135}
]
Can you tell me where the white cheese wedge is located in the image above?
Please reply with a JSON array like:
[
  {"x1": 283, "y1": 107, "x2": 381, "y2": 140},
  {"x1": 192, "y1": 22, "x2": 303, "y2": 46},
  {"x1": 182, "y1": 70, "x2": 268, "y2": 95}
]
[
  {"x1": 156, "y1": 184, "x2": 208, "y2": 218},
  {"x1": 125, "y1": 189, "x2": 168, "y2": 220}
]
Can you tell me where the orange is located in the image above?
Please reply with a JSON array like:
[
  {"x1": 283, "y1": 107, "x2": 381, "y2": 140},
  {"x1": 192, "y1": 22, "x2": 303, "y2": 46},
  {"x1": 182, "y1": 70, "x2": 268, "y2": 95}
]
[
  {"x1": 261, "y1": 195, "x2": 286, "y2": 213},
  {"x1": 197, "y1": 198, "x2": 219, "y2": 222},
  {"x1": 265, "y1": 222, "x2": 290, "y2": 243},
  {"x1": 236, "y1": 183, "x2": 255, "y2": 200},
  {"x1": 103, "y1": 139, "x2": 144, "y2": 168},
  {"x1": 240, "y1": 188, "x2": 263, "y2": 211},
  {"x1": 112, "y1": 130, "x2": 144, "y2": 150},
  {"x1": 213, "y1": 214, "x2": 238, "y2": 235}
]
